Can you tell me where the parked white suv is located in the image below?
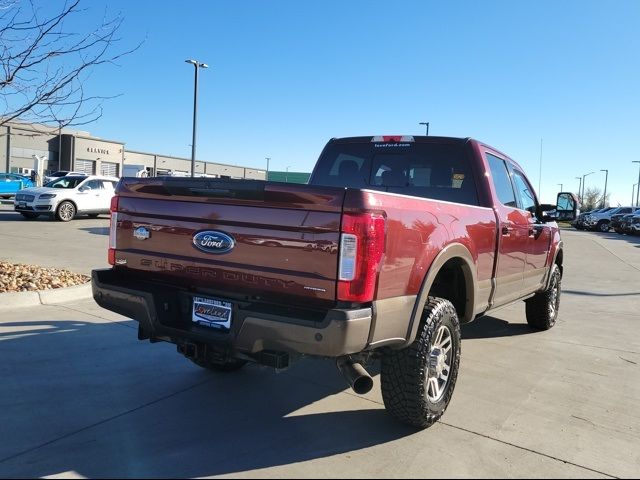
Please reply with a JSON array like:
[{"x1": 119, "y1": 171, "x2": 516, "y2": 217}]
[
  {"x1": 583, "y1": 206, "x2": 636, "y2": 232},
  {"x1": 14, "y1": 175, "x2": 119, "y2": 221}
]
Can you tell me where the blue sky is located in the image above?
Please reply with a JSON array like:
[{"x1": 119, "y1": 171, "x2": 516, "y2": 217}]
[{"x1": 37, "y1": 0, "x2": 640, "y2": 204}]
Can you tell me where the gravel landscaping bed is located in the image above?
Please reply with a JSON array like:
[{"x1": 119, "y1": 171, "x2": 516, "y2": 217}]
[{"x1": 0, "y1": 260, "x2": 89, "y2": 293}]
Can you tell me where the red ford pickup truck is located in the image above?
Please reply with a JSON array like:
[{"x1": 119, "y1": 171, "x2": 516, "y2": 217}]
[{"x1": 92, "y1": 136, "x2": 578, "y2": 429}]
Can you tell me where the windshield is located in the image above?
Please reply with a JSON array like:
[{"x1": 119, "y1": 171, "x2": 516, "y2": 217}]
[
  {"x1": 310, "y1": 141, "x2": 479, "y2": 206},
  {"x1": 45, "y1": 176, "x2": 88, "y2": 189}
]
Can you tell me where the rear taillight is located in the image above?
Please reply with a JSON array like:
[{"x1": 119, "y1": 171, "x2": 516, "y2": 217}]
[
  {"x1": 108, "y1": 196, "x2": 119, "y2": 265},
  {"x1": 337, "y1": 212, "x2": 386, "y2": 303}
]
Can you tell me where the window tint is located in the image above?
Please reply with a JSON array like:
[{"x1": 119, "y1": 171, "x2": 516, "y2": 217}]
[
  {"x1": 84, "y1": 180, "x2": 103, "y2": 190},
  {"x1": 512, "y1": 170, "x2": 536, "y2": 213},
  {"x1": 48, "y1": 176, "x2": 87, "y2": 189},
  {"x1": 311, "y1": 142, "x2": 479, "y2": 206},
  {"x1": 486, "y1": 153, "x2": 516, "y2": 208}
]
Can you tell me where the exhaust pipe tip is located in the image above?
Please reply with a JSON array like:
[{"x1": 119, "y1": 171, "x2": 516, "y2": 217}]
[
  {"x1": 337, "y1": 357, "x2": 374, "y2": 395},
  {"x1": 352, "y1": 374, "x2": 374, "y2": 395}
]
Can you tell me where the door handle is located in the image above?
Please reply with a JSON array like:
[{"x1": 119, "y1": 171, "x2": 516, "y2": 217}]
[
  {"x1": 529, "y1": 225, "x2": 543, "y2": 237},
  {"x1": 501, "y1": 226, "x2": 513, "y2": 237}
]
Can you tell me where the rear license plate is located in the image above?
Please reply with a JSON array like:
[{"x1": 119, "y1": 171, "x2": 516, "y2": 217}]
[{"x1": 192, "y1": 296, "x2": 232, "y2": 331}]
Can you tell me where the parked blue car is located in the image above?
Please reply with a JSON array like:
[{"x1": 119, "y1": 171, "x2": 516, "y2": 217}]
[{"x1": 0, "y1": 173, "x2": 35, "y2": 199}]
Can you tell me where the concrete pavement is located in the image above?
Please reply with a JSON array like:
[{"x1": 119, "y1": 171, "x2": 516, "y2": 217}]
[
  {"x1": 0, "y1": 204, "x2": 110, "y2": 275},
  {"x1": 0, "y1": 229, "x2": 639, "y2": 478}
]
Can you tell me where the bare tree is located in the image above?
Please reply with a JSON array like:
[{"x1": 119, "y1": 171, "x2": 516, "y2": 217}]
[
  {"x1": 0, "y1": 0, "x2": 140, "y2": 130},
  {"x1": 583, "y1": 187, "x2": 610, "y2": 211}
]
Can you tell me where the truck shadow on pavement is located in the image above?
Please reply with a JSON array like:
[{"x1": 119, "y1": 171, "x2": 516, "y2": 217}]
[
  {"x1": 0, "y1": 319, "x2": 416, "y2": 478},
  {"x1": 461, "y1": 315, "x2": 535, "y2": 340},
  {"x1": 79, "y1": 227, "x2": 109, "y2": 235}
]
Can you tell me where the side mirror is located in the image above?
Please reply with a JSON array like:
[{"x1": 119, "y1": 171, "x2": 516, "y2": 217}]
[
  {"x1": 555, "y1": 192, "x2": 580, "y2": 221},
  {"x1": 539, "y1": 203, "x2": 558, "y2": 222}
]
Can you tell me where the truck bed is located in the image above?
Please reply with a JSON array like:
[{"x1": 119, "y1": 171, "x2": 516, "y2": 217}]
[{"x1": 111, "y1": 177, "x2": 497, "y2": 313}]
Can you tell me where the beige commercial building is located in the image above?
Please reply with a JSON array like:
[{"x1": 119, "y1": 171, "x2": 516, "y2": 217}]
[{"x1": 1, "y1": 121, "x2": 267, "y2": 180}]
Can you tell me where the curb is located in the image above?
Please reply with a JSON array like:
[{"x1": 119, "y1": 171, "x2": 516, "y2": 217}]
[{"x1": 0, "y1": 283, "x2": 92, "y2": 311}]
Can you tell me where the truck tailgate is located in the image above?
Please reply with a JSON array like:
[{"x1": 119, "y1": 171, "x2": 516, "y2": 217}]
[{"x1": 112, "y1": 178, "x2": 345, "y2": 305}]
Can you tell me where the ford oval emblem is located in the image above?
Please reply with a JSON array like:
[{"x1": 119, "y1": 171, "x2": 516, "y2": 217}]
[
  {"x1": 193, "y1": 231, "x2": 235, "y2": 254},
  {"x1": 134, "y1": 227, "x2": 150, "y2": 241}
]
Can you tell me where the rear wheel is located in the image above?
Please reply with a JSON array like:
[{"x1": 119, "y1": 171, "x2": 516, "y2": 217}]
[
  {"x1": 87, "y1": 213, "x2": 100, "y2": 219},
  {"x1": 597, "y1": 220, "x2": 610, "y2": 232},
  {"x1": 381, "y1": 297, "x2": 461, "y2": 429},
  {"x1": 20, "y1": 212, "x2": 39, "y2": 219},
  {"x1": 526, "y1": 264, "x2": 561, "y2": 330},
  {"x1": 56, "y1": 201, "x2": 76, "y2": 222}
]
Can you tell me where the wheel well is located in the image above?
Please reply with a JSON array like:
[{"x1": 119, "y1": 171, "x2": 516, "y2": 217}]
[
  {"x1": 555, "y1": 249, "x2": 564, "y2": 276},
  {"x1": 429, "y1": 258, "x2": 470, "y2": 322}
]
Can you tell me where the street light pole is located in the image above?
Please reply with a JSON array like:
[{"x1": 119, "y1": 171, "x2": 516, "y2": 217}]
[
  {"x1": 576, "y1": 177, "x2": 582, "y2": 201},
  {"x1": 633, "y1": 184, "x2": 638, "y2": 208},
  {"x1": 265, "y1": 157, "x2": 270, "y2": 181},
  {"x1": 581, "y1": 171, "x2": 595, "y2": 204},
  {"x1": 558, "y1": 183, "x2": 563, "y2": 192},
  {"x1": 185, "y1": 59, "x2": 209, "y2": 177},
  {"x1": 419, "y1": 122, "x2": 429, "y2": 136},
  {"x1": 286, "y1": 166, "x2": 291, "y2": 183},
  {"x1": 634, "y1": 161, "x2": 640, "y2": 207},
  {"x1": 600, "y1": 169, "x2": 608, "y2": 208}
]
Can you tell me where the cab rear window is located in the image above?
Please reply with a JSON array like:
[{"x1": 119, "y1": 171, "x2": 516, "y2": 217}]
[{"x1": 310, "y1": 142, "x2": 479, "y2": 206}]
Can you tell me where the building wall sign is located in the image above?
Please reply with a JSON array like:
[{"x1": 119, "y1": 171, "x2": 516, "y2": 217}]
[{"x1": 87, "y1": 147, "x2": 110, "y2": 155}]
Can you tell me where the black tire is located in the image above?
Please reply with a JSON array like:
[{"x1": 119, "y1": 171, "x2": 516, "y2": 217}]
[
  {"x1": 190, "y1": 357, "x2": 247, "y2": 373},
  {"x1": 525, "y1": 264, "x2": 561, "y2": 330},
  {"x1": 597, "y1": 220, "x2": 610, "y2": 233},
  {"x1": 20, "y1": 212, "x2": 39, "y2": 219},
  {"x1": 55, "y1": 201, "x2": 76, "y2": 222},
  {"x1": 381, "y1": 297, "x2": 461, "y2": 429}
]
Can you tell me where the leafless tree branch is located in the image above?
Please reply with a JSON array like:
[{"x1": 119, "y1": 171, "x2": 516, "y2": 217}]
[{"x1": 0, "y1": 0, "x2": 141, "y2": 130}]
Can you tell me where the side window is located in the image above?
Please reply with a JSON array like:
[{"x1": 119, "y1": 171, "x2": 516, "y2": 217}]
[
  {"x1": 325, "y1": 153, "x2": 368, "y2": 188},
  {"x1": 512, "y1": 170, "x2": 537, "y2": 213},
  {"x1": 84, "y1": 180, "x2": 103, "y2": 190},
  {"x1": 486, "y1": 153, "x2": 517, "y2": 208},
  {"x1": 102, "y1": 181, "x2": 116, "y2": 191}
]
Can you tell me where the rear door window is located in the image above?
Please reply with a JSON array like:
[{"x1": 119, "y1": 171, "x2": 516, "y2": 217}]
[
  {"x1": 512, "y1": 169, "x2": 537, "y2": 214},
  {"x1": 311, "y1": 141, "x2": 479, "y2": 205},
  {"x1": 486, "y1": 153, "x2": 517, "y2": 208},
  {"x1": 84, "y1": 180, "x2": 104, "y2": 190}
]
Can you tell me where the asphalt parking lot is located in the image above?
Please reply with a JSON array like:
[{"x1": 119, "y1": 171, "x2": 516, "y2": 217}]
[
  {"x1": 0, "y1": 207, "x2": 639, "y2": 478},
  {"x1": 0, "y1": 203, "x2": 110, "y2": 274}
]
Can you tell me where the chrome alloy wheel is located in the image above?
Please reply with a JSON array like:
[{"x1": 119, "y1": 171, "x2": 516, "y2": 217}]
[
  {"x1": 426, "y1": 325, "x2": 453, "y2": 403},
  {"x1": 548, "y1": 273, "x2": 560, "y2": 319},
  {"x1": 58, "y1": 202, "x2": 75, "y2": 221}
]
